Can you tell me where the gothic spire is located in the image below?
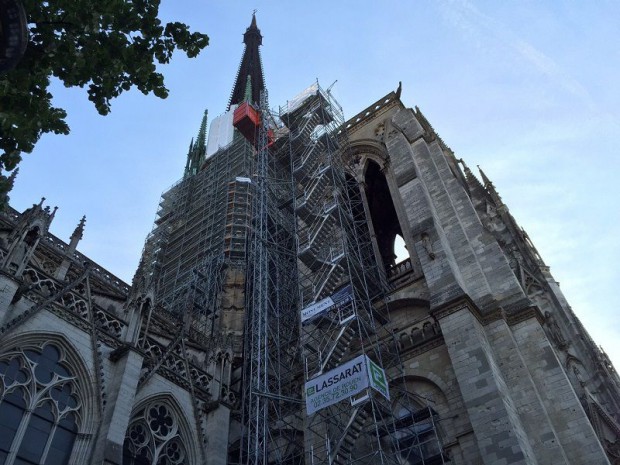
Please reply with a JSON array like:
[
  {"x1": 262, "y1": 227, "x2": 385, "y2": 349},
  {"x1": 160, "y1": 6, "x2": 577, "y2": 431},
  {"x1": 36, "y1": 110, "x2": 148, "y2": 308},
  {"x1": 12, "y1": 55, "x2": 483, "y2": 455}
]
[
  {"x1": 227, "y1": 13, "x2": 265, "y2": 110},
  {"x1": 184, "y1": 110, "x2": 208, "y2": 178},
  {"x1": 71, "y1": 215, "x2": 86, "y2": 243},
  {"x1": 478, "y1": 165, "x2": 504, "y2": 207}
]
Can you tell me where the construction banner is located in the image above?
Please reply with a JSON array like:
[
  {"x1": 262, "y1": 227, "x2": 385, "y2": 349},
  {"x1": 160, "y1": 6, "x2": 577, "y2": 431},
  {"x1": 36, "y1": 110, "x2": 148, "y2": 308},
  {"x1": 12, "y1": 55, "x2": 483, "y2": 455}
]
[
  {"x1": 305, "y1": 355, "x2": 368, "y2": 415},
  {"x1": 300, "y1": 284, "x2": 353, "y2": 323},
  {"x1": 305, "y1": 354, "x2": 390, "y2": 414},
  {"x1": 330, "y1": 284, "x2": 353, "y2": 308},
  {"x1": 301, "y1": 295, "x2": 335, "y2": 323}
]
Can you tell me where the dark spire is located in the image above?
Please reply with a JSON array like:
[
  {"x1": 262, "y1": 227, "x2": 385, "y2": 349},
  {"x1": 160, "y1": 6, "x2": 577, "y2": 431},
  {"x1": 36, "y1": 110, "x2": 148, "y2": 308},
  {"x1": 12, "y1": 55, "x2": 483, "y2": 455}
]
[{"x1": 228, "y1": 13, "x2": 265, "y2": 110}]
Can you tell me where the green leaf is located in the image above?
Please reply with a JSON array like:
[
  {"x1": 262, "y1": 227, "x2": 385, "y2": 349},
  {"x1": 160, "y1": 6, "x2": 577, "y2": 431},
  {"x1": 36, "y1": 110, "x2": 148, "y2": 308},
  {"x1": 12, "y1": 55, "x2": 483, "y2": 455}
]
[{"x1": 1, "y1": 0, "x2": 209, "y2": 180}]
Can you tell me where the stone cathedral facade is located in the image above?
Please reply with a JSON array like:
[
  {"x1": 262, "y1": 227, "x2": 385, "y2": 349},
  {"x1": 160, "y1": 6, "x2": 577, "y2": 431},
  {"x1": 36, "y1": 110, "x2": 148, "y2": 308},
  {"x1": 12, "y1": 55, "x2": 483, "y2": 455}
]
[{"x1": 1, "y1": 15, "x2": 619, "y2": 465}]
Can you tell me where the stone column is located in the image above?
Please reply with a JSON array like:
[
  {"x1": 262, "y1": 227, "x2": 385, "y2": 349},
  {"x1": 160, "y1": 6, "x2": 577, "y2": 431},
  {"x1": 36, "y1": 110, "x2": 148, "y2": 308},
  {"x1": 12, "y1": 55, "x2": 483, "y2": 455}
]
[
  {"x1": 511, "y1": 317, "x2": 610, "y2": 465},
  {"x1": 438, "y1": 304, "x2": 537, "y2": 465},
  {"x1": 91, "y1": 349, "x2": 143, "y2": 465}
]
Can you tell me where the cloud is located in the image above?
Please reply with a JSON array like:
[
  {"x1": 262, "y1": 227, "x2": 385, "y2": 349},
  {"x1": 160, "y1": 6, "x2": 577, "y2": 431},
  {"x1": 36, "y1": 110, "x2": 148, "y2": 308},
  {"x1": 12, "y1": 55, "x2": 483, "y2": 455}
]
[{"x1": 436, "y1": 0, "x2": 595, "y2": 109}]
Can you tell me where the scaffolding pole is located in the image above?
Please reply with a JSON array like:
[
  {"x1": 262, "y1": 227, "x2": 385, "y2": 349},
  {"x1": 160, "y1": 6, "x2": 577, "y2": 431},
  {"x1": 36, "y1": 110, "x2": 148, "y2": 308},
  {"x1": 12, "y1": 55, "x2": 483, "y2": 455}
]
[{"x1": 241, "y1": 90, "x2": 303, "y2": 465}]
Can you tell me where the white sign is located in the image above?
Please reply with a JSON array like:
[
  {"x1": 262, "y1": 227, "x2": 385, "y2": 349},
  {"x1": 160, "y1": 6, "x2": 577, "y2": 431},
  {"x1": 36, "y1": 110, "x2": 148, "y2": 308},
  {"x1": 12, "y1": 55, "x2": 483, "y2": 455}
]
[
  {"x1": 300, "y1": 284, "x2": 353, "y2": 323},
  {"x1": 305, "y1": 355, "x2": 368, "y2": 415},
  {"x1": 305, "y1": 354, "x2": 390, "y2": 415},
  {"x1": 301, "y1": 295, "x2": 334, "y2": 322}
]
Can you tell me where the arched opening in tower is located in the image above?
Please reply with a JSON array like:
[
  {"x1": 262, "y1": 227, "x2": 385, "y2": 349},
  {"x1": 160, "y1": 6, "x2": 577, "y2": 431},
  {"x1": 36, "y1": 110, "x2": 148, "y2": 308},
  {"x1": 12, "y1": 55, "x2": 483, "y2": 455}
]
[
  {"x1": 394, "y1": 233, "x2": 410, "y2": 263},
  {"x1": 364, "y1": 161, "x2": 406, "y2": 270}
]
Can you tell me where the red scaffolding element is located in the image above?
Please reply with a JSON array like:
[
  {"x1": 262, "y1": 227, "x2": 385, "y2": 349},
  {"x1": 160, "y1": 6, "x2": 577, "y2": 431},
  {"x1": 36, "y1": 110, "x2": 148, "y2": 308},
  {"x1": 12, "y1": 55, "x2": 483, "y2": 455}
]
[
  {"x1": 233, "y1": 102, "x2": 274, "y2": 147},
  {"x1": 233, "y1": 102, "x2": 259, "y2": 145}
]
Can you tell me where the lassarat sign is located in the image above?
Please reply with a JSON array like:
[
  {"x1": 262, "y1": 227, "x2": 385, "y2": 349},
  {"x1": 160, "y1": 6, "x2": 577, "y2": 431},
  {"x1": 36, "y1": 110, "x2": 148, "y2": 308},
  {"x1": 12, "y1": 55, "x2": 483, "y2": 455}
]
[{"x1": 305, "y1": 354, "x2": 389, "y2": 415}]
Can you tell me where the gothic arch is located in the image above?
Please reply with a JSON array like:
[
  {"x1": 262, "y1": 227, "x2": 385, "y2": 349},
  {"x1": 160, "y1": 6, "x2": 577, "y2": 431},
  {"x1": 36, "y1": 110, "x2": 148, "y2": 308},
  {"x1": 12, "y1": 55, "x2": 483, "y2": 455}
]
[
  {"x1": 347, "y1": 139, "x2": 389, "y2": 180},
  {"x1": 386, "y1": 375, "x2": 448, "y2": 464},
  {"x1": 123, "y1": 393, "x2": 198, "y2": 465},
  {"x1": 391, "y1": 374, "x2": 450, "y2": 414},
  {"x1": 347, "y1": 141, "x2": 419, "y2": 278},
  {"x1": 0, "y1": 331, "x2": 99, "y2": 464}
]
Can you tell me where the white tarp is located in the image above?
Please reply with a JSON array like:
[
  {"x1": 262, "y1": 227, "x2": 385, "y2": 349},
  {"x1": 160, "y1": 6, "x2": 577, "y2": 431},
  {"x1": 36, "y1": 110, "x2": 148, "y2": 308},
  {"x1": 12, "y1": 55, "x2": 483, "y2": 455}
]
[
  {"x1": 206, "y1": 105, "x2": 237, "y2": 158},
  {"x1": 285, "y1": 83, "x2": 319, "y2": 114},
  {"x1": 305, "y1": 355, "x2": 390, "y2": 415},
  {"x1": 301, "y1": 284, "x2": 353, "y2": 323}
]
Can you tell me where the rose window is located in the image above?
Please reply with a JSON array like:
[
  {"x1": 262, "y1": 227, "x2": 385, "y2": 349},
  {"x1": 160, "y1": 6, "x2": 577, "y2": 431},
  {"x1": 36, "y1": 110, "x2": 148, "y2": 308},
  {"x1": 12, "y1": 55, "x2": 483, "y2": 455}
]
[{"x1": 123, "y1": 400, "x2": 189, "y2": 465}]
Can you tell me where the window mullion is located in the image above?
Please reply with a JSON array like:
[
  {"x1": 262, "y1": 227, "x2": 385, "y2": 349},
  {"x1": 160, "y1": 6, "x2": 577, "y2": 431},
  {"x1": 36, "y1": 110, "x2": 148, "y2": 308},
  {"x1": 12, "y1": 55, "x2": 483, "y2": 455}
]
[
  {"x1": 39, "y1": 420, "x2": 58, "y2": 464},
  {"x1": 5, "y1": 406, "x2": 33, "y2": 465}
]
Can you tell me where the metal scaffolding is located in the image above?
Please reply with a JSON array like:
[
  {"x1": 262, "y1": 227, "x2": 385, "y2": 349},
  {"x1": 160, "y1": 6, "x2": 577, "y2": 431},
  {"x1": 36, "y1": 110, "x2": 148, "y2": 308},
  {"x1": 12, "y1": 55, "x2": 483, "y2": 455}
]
[
  {"x1": 139, "y1": 132, "x2": 255, "y2": 337},
  {"x1": 137, "y1": 81, "x2": 447, "y2": 465},
  {"x1": 240, "y1": 89, "x2": 303, "y2": 465},
  {"x1": 280, "y1": 82, "x2": 447, "y2": 465}
]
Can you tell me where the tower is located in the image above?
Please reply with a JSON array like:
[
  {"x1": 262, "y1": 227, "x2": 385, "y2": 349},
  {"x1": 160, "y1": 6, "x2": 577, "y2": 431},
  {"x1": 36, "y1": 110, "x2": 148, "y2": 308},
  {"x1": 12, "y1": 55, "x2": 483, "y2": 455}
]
[{"x1": 0, "y1": 14, "x2": 619, "y2": 465}]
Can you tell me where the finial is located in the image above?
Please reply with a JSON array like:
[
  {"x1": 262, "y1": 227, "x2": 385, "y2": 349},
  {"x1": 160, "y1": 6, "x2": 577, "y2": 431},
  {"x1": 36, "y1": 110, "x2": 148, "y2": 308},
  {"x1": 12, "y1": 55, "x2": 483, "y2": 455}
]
[
  {"x1": 396, "y1": 81, "x2": 402, "y2": 98},
  {"x1": 50, "y1": 206, "x2": 58, "y2": 220},
  {"x1": 38, "y1": 197, "x2": 46, "y2": 207},
  {"x1": 71, "y1": 215, "x2": 86, "y2": 242},
  {"x1": 477, "y1": 165, "x2": 504, "y2": 206},
  {"x1": 477, "y1": 165, "x2": 492, "y2": 187},
  {"x1": 197, "y1": 110, "x2": 208, "y2": 147},
  {"x1": 459, "y1": 158, "x2": 472, "y2": 174}
]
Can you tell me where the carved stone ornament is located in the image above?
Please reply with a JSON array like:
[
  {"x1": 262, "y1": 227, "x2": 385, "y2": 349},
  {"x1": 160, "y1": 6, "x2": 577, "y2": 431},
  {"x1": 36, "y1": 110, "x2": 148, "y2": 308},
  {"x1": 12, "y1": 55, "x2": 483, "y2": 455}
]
[
  {"x1": 421, "y1": 232, "x2": 436, "y2": 260},
  {"x1": 374, "y1": 122, "x2": 386, "y2": 140}
]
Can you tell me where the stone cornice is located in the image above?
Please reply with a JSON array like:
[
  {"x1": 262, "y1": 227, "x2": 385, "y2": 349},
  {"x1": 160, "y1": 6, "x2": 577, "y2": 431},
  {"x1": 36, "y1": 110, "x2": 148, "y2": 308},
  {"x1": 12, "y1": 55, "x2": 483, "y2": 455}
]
[
  {"x1": 344, "y1": 91, "x2": 403, "y2": 135},
  {"x1": 430, "y1": 294, "x2": 544, "y2": 327}
]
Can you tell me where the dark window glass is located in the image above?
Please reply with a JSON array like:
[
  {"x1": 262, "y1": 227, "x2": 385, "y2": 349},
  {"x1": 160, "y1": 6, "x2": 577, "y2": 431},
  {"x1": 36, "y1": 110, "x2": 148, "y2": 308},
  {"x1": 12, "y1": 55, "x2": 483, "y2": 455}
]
[
  {"x1": 17, "y1": 404, "x2": 55, "y2": 463},
  {"x1": 44, "y1": 415, "x2": 77, "y2": 465},
  {"x1": 0, "y1": 345, "x2": 80, "y2": 465},
  {"x1": 0, "y1": 388, "x2": 26, "y2": 453}
]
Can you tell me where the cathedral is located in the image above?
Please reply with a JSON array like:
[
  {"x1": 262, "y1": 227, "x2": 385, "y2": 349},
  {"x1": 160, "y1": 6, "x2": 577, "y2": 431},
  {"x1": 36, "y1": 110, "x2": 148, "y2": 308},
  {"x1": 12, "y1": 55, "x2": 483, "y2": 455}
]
[{"x1": 1, "y1": 15, "x2": 619, "y2": 465}]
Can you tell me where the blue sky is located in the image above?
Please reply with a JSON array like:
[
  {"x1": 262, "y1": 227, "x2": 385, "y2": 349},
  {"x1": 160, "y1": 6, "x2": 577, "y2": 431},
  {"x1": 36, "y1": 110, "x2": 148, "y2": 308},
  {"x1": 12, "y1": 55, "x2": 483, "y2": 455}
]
[{"x1": 9, "y1": 1, "x2": 619, "y2": 367}]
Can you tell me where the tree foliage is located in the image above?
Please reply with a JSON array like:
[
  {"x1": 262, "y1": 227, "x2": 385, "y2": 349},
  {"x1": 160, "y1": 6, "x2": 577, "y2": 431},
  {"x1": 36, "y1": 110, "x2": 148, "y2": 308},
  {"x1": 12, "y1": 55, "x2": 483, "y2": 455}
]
[{"x1": 0, "y1": 0, "x2": 209, "y2": 193}]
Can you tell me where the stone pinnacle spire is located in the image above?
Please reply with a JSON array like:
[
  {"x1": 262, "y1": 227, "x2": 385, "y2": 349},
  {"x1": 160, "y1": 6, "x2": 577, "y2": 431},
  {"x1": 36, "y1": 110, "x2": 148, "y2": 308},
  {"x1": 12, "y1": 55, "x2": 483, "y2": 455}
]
[
  {"x1": 478, "y1": 165, "x2": 504, "y2": 207},
  {"x1": 71, "y1": 215, "x2": 86, "y2": 243},
  {"x1": 227, "y1": 13, "x2": 265, "y2": 109},
  {"x1": 184, "y1": 110, "x2": 208, "y2": 178}
]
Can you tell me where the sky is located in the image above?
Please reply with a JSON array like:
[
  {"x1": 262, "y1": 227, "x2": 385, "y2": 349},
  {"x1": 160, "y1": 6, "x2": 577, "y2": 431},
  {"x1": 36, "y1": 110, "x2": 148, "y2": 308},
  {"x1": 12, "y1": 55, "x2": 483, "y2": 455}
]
[{"x1": 8, "y1": 1, "x2": 620, "y2": 368}]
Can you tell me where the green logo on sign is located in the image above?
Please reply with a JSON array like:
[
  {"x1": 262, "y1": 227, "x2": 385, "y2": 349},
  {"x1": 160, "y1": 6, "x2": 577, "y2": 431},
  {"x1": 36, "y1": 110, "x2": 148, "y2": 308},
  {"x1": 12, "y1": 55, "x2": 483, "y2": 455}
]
[
  {"x1": 306, "y1": 386, "x2": 315, "y2": 396},
  {"x1": 367, "y1": 358, "x2": 389, "y2": 399},
  {"x1": 370, "y1": 363, "x2": 386, "y2": 388}
]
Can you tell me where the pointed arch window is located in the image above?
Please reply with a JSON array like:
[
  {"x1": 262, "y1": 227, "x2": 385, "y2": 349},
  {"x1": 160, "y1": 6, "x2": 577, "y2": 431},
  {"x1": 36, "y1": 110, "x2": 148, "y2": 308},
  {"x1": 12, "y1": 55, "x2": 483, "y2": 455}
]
[
  {"x1": 363, "y1": 161, "x2": 406, "y2": 272},
  {"x1": 0, "y1": 344, "x2": 80, "y2": 465},
  {"x1": 123, "y1": 400, "x2": 189, "y2": 465}
]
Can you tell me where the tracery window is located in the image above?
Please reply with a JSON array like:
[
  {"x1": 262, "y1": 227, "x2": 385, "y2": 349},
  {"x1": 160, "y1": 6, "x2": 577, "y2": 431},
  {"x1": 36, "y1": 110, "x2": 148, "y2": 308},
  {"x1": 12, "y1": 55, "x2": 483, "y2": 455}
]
[
  {"x1": 123, "y1": 400, "x2": 188, "y2": 465},
  {"x1": 0, "y1": 343, "x2": 80, "y2": 465}
]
